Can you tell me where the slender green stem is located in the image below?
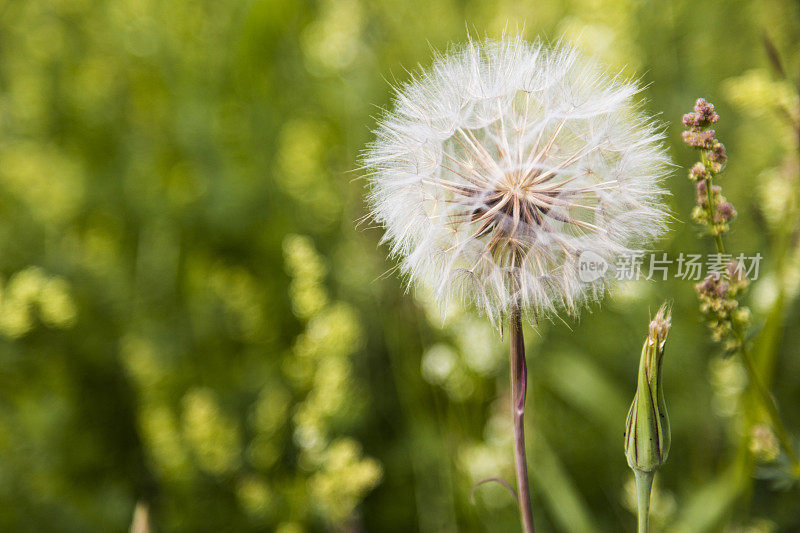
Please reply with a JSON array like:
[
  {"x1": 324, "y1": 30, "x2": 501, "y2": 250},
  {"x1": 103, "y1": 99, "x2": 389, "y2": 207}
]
[
  {"x1": 634, "y1": 469, "x2": 654, "y2": 533},
  {"x1": 509, "y1": 306, "x2": 535, "y2": 533},
  {"x1": 701, "y1": 165, "x2": 799, "y2": 472},
  {"x1": 703, "y1": 182, "x2": 724, "y2": 252},
  {"x1": 734, "y1": 325, "x2": 800, "y2": 473}
]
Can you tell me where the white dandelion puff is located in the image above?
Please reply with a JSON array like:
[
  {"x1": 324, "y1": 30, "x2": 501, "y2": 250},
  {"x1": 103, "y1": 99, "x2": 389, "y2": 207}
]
[{"x1": 363, "y1": 36, "x2": 671, "y2": 324}]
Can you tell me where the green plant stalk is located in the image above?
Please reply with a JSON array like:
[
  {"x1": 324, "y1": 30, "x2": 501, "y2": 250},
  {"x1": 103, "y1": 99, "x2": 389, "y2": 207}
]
[
  {"x1": 701, "y1": 157, "x2": 799, "y2": 472},
  {"x1": 701, "y1": 154, "x2": 725, "y2": 253},
  {"x1": 634, "y1": 469, "x2": 654, "y2": 533},
  {"x1": 669, "y1": 227, "x2": 797, "y2": 530},
  {"x1": 734, "y1": 323, "x2": 800, "y2": 473}
]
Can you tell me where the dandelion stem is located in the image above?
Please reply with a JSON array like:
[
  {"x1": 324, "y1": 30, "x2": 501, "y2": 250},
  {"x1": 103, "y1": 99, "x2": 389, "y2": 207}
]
[
  {"x1": 509, "y1": 306, "x2": 535, "y2": 533},
  {"x1": 633, "y1": 469, "x2": 654, "y2": 533}
]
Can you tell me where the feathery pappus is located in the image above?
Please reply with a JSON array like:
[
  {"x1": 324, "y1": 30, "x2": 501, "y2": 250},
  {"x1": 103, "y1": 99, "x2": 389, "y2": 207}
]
[{"x1": 364, "y1": 36, "x2": 671, "y2": 324}]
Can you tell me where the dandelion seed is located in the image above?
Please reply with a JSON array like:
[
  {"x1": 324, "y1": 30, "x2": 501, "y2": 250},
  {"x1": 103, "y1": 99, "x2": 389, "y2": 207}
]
[{"x1": 364, "y1": 36, "x2": 670, "y2": 324}]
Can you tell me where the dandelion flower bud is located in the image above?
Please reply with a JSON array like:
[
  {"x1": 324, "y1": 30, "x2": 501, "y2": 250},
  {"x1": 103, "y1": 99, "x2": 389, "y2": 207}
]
[{"x1": 625, "y1": 305, "x2": 671, "y2": 473}]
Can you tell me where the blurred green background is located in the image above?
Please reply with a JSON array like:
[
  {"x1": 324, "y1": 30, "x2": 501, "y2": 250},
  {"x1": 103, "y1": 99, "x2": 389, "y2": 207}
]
[{"x1": 0, "y1": 0, "x2": 799, "y2": 531}]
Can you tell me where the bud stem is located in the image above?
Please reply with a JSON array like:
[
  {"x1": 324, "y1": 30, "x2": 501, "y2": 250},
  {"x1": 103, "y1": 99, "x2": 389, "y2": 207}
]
[
  {"x1": 509, "y1": 306, "x2": 535, "y2": 533},
  {"x1": 634, "y1": 469, "x2": 654, "y2": 533}
]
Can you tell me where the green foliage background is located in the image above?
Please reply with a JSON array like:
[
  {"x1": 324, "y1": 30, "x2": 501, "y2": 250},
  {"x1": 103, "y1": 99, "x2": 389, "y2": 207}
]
[{"x1": 0, "y1": 0, "x2": 798, "y2": 531}]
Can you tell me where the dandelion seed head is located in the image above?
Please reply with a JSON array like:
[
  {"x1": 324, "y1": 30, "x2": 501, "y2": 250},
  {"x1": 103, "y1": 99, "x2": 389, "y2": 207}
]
[{"x1": 364, "y1": 36, "x2": 670, "y2": 324}]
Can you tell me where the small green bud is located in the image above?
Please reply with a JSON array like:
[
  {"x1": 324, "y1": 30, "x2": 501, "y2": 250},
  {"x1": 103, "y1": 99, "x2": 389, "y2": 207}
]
[{"x1": 625, "y1": 305, "x2": 671, "y2": 473}]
